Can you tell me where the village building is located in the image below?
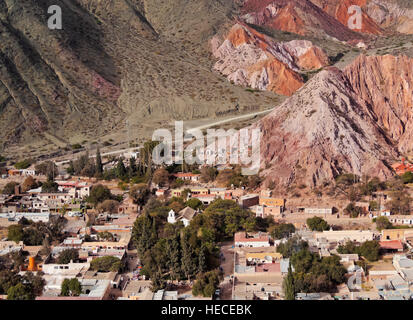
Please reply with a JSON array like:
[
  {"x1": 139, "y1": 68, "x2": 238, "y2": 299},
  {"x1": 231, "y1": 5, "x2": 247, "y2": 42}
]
[
  {"x1": 314, "y1": 230, "x2": 375, "y2": 243},
  {"x1": 239, "y1": 194, "x2": 259, "y2": 208},
  {"x1": 235, "y1": 232, "x2": 271, "y2": 248},
  {"x1": 173, "y1": 173, "x2": 200, "y2": 182},
  {"x1": 167, "y1": 207, "x2": 198, "y2": 227}
]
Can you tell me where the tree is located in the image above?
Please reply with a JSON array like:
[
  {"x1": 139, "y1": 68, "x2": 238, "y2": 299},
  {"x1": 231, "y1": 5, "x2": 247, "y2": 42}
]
[
  {"x1": 66, "y1": 161, "x2": 75, "y2": 175},
  {"x1": 57, "y1": 249, "x2": 79, "y2": 264},
  {"x1": 271, "y1": 223, "x2": 295, "y2": 240},
  {"x1": 166, "y1": 235, "x2": 182, "y2": 280},
  {"x1": 2, "y1": 182, "x2": 18, "y2": 195},
  {"x1": 357, "y1": 241, "x2": 380, "y2": 262},
  {"x1": 306, "y1": 217, "x2": 329, "y2": 231},
  {"x1": 22, "y1": 228, "x2": 44, "y2": 246},
  {"x1": 97, "y1": 199, "x2": 120, "y2": 214},
  {"x1": 401, "y1": 171, "x2": 413, "y2": 184},
  {"x1": 283, "y1": 265, "x2": 295, "y2": 300},
  {"x1": 61, "y1": 278, "x2": 82, "y2": 296},
  {"x1": 7, "y1": 283, "x2": 34, "y2": 300},
  {"x1": 192, "y1": 270, "x2": 221, "y2": 297},
  {"x1": 181, "y1": 233, "x2": 197, "y2": 281},
  {"x1": 337, "y1": 240, "x2": 380, "y2": 262},
  {"x1": 129, "y1": 157, "x2": 137, "y2": 177},
  {"x1": 14, "y1": 159, "x2": 32, "y2": 170},
  {"x1": 153, "y1": 168, "x2": 170, "y2": 187},
  {"x1": 21, "y1": 176, "x2": 38, "y2": 192},
  {"x1": 35, "y1": 161, "x2": 58, "y2": 181},
  {"x1": 386, "y1": 189, "x2": 411, "y2": 215},
  {"x1": 185, "y1": 198, "x2": 204, "y2": 210},
  {"x1": 200, "y1": 166, "x2": 218, "y2": 183},
  {"x1": 344, "y1": 202, "x2": 363, "y2": 218},
  {"x1": 198, "y1": 245, "x2": 207, "y2": 274},
  {"x1": 7, "y1": 225, "x2": 23, "y2": 243},
  {"x1": 116, "y1": 158, "x2": 127, "y2": 179},
  {"x1": 0, "y1": 270, "x2": 21, "y2": 294},
  {"x1": 23, "y1": 272, "x2": 45, "y2": 297},
  {"x1": 41, "y1": 180, "x2": 59, "y2": 193},
  {"x1": 150, "y1": 270, "x2": 166, "y2": 292},
  {"x1": 130, "y1": 183, "x2": 150, "y2": 206},
  {"x1": 375, "y1": 216, "x2": 393, "y2": 231},
  {"x1": 95, "y1": 147, "x2": 103, "y2": 175},
  {"x1": 90, "y1": 256, "x2": 123, "y2": 272},
  {"x1": 87, "y1": 184, "x2": 113, "y2": 207}
]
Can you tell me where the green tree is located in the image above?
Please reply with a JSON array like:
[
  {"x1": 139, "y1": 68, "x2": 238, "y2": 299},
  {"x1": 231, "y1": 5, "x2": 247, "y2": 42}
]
[
  {"x1": 130, "y1": 183, "x2": 150, "y2": 206},
  {"x1": 41, "y1": 180, "x2": 59, "y2": 193},
  {"x1": 14, "y1": 159, "x2": 32, "y2": 170},
  {"x1": 271, "y1": 223, "x2": 295, "y2": 240},
  {"x1": 90, "y1": 256, "x2": 123, "y2": 272},
  {"x1": 57, "y1": 249, "x2": 79, "y2": 264},
  {"x1": 283, "y1": 265, "x2": 295, "y2": 300},
  {"x1": 375, "y1": 216, "x2": 393, "y2": 231},
  {"x1": 357, "y1": 241, "x2": 380, "y2": 262},
  {"x1": 306, "y1": 217, "x2": 330, "y2": 231},
  {"x1": 22, "y1": 228, "x2": 44, "y2": 246},
  {"x1": 150, "y1": 270, "x2": 166, "y2": 292},
  {"x1": 166, "y1": 235, "x2": 182, "y2": 280},
  {"x1": 7, "y1": 283, "x2": 34, "y2": 300},
  {"x1": 344, "y1": 202, "x2": 363, "y2": 218},
  {"x1": 87, "y1": 184, "x2": 113, "y2": 207},
  {"x1": 116, "y1": 158, "x2": 127, "y2": 179},
  {"x1": 181, "y1": 233, "x2": 197, "y2": 281},
  {"x1": 185, "y1": 198, "x2": 204, "y2": 210},
  {"x1": 401, "y1": 171, "x2": 413, "y2": 184},
  {"x1": 61, "y1": 278, "x2": 82, "y2": 296},
  {"x1": 95, "y1": 147, "x2": 103, "y2": 175},
  {"x1": 7, "y1": 225, "x2": 23, "y2": 243}
]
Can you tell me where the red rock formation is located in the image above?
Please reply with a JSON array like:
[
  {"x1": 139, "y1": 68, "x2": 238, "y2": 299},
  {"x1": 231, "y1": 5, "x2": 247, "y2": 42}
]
[
  {"x1": 212, "y1": 23, "x2": 329, "y2": 96},
  {"x1": 310, "y1": 0, "x2": 383, "y2": 34},
  {"x1": 345, "y1": 54, "x2": 413, "y2": 152},
  {"x1": 240, "y1": 0, "x2": 363, "y2": 41},
  {"x1": 256, "y1": 66, "x2": 397, "y2": 187}
]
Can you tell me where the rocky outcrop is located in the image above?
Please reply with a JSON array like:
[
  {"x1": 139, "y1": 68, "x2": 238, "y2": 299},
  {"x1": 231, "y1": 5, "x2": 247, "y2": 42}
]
[
  {"x1": 310, "y1": 0, "x2": 383, "y2": 35},
  {"x1": 240, "y1": 0, "x2": 364, "y2": 41},
  {"x1": 345, "y1": 54, "x2": 413, "y2": 152},
  {"x1": 311, "y1": 0, "x2": 413, "y2": 34},
  {"x1": 211, "y1": 23, "x2": 330, "y2": 96},
  {"x1": 365, "y1": 0, "x2": 413, "y2": 34},
  {"x1": 257, "y1": 67, "x2": 397, "y2": 187}
]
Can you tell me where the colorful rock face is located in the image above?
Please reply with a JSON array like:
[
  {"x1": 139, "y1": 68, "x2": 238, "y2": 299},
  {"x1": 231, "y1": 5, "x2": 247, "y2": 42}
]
[{"x1": 211, "y1": 23, "x2": 330, "y2": 96}]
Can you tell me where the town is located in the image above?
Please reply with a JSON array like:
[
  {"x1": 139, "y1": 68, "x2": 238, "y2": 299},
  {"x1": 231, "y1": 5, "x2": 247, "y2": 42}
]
[{"x1": 0, "y1": 146, "x2": 413, "y2": 301}]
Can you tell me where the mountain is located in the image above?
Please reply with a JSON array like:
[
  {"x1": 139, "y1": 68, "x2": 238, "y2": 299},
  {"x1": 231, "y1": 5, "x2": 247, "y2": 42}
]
[
  {"x1": 257, "y1": 66, "x2": 398, "y2": 187},
  {"x1": 238, "y1": 0, "x2": 365, "y2": 41},
  {"x1": 345, "y1": 54, "x2": 413, "y2": 152},
  {"x1": 311, "y1": 0, "x2": 413, "y2": 35},
  {"x1": 309, "y1": 0, "x2": 383, "y2": 35},
  {"x1": 0, "y1": 0, "x2": 279, "y2": 152},
  {"x1": 211, "y1": 22, "x2": 330, "y2": 96}
]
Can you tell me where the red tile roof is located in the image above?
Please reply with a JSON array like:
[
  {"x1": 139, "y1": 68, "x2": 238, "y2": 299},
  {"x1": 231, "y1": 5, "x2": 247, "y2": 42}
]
[{"x1": 379, "y1": 240, "x2": 403, "y2": 250}]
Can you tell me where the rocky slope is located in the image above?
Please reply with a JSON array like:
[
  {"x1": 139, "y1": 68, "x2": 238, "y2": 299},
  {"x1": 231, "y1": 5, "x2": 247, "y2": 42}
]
[
  {"x1": 0, "y1": 0, "x2": 278, "y2": 151},
  {"x1": 311, "y1": 0, "x2": 413, "y2": 34},
  {"x1": 211, "y1": 22, "x2": 330, "y2": 96},
  {"x1": 257, "y1": 66, "x2": 398, "y2": 187},
  {"x1": 310, "y1": 0, "x2": 383, "y2": 35},
  {"x1": 239, "y1": 0, "x2": 365, "y2": 41},
  {"x1": 345, "y1": 54, "x2": 413, "y2": 152}
]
